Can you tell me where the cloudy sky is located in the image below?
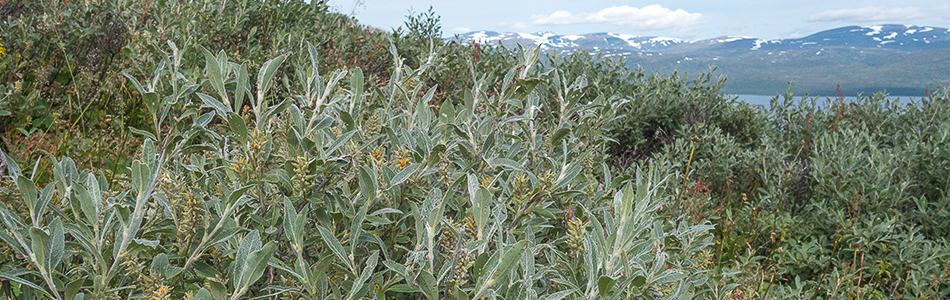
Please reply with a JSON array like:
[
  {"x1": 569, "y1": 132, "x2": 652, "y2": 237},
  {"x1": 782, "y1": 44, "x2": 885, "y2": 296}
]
[{"x1": 324, "y1": 0, "x2": 950, "y2": 40}]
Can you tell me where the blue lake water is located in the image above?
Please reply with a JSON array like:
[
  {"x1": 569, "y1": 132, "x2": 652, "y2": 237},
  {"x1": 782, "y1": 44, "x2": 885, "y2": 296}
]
[{"x1": 731, "y1": 94, "x2": 925, "y2": 109}]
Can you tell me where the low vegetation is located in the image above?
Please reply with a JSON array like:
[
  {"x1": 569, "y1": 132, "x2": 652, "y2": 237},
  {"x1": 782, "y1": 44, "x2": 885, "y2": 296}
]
[{"x1": 0, "y1": 0, "x2": 947, "y2": 299}]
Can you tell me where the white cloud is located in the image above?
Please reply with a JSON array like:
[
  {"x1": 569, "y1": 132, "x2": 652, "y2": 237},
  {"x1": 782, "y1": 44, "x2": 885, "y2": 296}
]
[
  {"x1": 808, "y1": 6, "x2": 926, "y2": 22},
  {"x1": 531, "y1": 11, "x2": 578, "y2": 25},
  {"x1": 497, "y1": 22, "x2": 527, "y2": 30},
  {"x1": 531, "y1": 5, "x2": 702, "y2": 30},
  {"x1": 454, "y1": 27, "x2": 472, "y2": 33}
]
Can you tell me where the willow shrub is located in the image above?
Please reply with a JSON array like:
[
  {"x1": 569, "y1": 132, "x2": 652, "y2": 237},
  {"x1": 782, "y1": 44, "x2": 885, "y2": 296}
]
[
  {"x1": 651, "y1": 90, "x2": 950, "y2": 299},
  {"x1": 0, "y1": 39, "x2": 718, "y2": 299},
  {"x1": 0, "y1": 0, "x2": 391, "y2": 185}
]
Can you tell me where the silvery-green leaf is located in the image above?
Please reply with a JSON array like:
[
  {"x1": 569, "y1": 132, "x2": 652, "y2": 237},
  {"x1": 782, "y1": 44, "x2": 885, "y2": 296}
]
[
  {"x1": 199, "y1": 46, "x2": 229, "y2": 105},
  {"x1": 130, "y1": 160, "x2": 150, "y2": 195},
  {"x1": 282, "y1": 198, "x2": 299, "y2": 247},
  {"x1": 345, "y1": 251, "x2": 378, "y2": 300},
  {"x1": 233, "y1": 63, "x2": 249, "y2": 113},
  {"x1": 350, "y1": 203, "x2": 368, "y2": 257},
  {"x1": 554, "y1": 163, "x2": 581, "y2": 190},
  {"x1": 227, "y1": 185, "x2": 254, "y2": 207},
  {"x1": 15, "y1": 176, "x2": 38, "y2": 224},
  {"x1": 472, "y1": 187, "x2": 491, "y2": 238},
  {"x1": 207, "y1": 216, "x2": 241, "y2": 247},
  {"x1": 415, "y1": 270, "x2": 438, "y2": 300},
  {"x1": 196, "y1": 288, "x2": 213, "y2": 300},
  {"x1": 237, "y1": 241, "x2": 276, "y2": 296},
  {"x1": 127, "y1": 126, "x2": 157, "y2": 141},
  {"x1": 0, "y1": 270, "x2": 54, "y2": 298},
  {"x1": 543, "y1": 290, "x2": 575, "y2": 300},
  {"x1": 47, "y1": 218, "x2": 64, "y2": 272},
  {"x1": 349, "y1": 67, "x2": 363, "y2": 114},
  {"x1": 390, "y1": 163, "x2": 420, "y2": 186},
  {"x1": 151, "y1": 253, "x2": 183, "y2": 279},
  {"x1": 29, "y1": 227, "x2": 48, "y2": 271},
  {"x1": 65, "y1": 277, "x2": 83, "y2": 300},
  {"x1": 256, "y1": 54, "x2": 287, "y2": 105},
  {"x1": 359, "y1": 166, "x2": 377, "y2": 202},
  {"x1": 233, "y1": 230, "x2": 261, "y2": 288},
  {"x1": 382, "y1": 260, "x2": 410, "y2": 279},
  {"x1": 489, "y1": 157, "x2": 524, "y2": 172},
  {"x1": 473, "y1": 240, "x2": 528, "y2": 299},
  {"x1": 597, "y1": 276, "x2": 616, "y2": 297},
  {"x1": 132, "y1": 238, "x2": 159, "y2": 248},
  {"x1": 1, "y1": 149, "x2": 22, "y2": 178},
  {"x1": 79, "y1": 175, "x2": 101, "y2": 227},
  {"x1": 197, "y1": 93, "x2": 231, "y2": 119},
  {"x1": 325, "y1": 130, "x2": 356, "y2": 155},
  {"x1": 316, "y1": 225, "x2": 353, "y2": 272},
  {"x1": 227, "y1": 112, "x2": 248, "y2": 145}
]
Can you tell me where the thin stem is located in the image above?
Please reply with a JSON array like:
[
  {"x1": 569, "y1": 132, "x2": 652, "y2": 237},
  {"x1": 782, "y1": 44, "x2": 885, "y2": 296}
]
[
  {"x1": 443, "y1": 226, "x2": 467, "y2": 300},
  {"x1": 675, "y1": 137, "x2": 698, "y2": 208},
  {"x1": 811, "y1": 234, "x2": 841, "y2": 300},
  {"x1": 177, "y1": 202, "x2": 236, "y2": 283}
]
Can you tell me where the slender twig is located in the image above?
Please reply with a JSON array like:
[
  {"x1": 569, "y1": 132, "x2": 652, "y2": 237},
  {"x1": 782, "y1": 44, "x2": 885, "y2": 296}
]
[
  {"x1": 675, "y1": 136, "x2": 699, "y2": 208},
  {"x1": 899, "y1": 265, "x2": 912, "y2": 299},
  {"x1": 761, "y1": 274, "x2": 775, "y2": 300},
  {"x1": 443, "y1": 226, "x2": 467, "y2": 300},
  {"x1": 811, "y1": 234, "x2": 842, "y2": 300},
  {"x1": 856, "y1": 251, "x2": 865, "y2": 300}
]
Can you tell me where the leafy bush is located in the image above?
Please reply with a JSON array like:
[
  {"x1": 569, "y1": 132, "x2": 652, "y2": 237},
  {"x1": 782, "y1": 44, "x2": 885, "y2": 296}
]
[
  {"x1": 0, "y1": 34, "x2": 721, "y2": 299},
  {"x1": 651, "y1": 91, "x2": 950, "y2": 299}
]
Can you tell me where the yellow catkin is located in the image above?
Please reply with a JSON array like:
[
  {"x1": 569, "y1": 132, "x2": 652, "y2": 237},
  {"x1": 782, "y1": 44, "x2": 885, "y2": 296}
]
[{"x1": 567, "y1": 218, "x2": 586, "y2": 254}]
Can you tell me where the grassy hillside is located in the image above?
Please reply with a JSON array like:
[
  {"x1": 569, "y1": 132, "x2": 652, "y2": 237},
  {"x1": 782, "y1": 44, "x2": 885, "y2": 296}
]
[{"x1": 0, "y1": 1, "x2": 948, "y2": 299}]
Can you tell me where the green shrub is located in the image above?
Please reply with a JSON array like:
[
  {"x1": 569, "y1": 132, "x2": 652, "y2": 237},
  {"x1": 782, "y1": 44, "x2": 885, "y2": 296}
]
[{"x1": 0, "y1": 36, "x2": 720, "y2": 299}]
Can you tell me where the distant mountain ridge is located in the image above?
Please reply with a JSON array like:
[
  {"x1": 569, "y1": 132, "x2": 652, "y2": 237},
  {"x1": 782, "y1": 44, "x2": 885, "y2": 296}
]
[
  {"x1": 451, "y1": 25, "x2": 950, "y2": 95},
  {"x1": 454, "y1": 25, "x2": 950, "y2": 55}
]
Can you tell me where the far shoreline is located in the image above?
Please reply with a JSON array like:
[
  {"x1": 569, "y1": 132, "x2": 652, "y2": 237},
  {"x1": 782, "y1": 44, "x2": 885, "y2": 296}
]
[{"x1": 730, "y1": 93, "x2": 925, "y2": 108}]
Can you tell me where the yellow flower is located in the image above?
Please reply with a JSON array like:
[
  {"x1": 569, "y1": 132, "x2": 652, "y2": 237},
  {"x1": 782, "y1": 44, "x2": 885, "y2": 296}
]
[
  {"x1": 481, "y1": 176, "x2": 491, "y2": 187},
  {"x1": 151, "y1": 285, "x2": 171, "y2": 300}
]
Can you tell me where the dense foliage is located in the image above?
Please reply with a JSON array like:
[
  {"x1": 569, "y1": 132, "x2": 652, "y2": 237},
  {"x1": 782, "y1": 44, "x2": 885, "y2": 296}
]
[{"x1": 0, "y1": 0, "x2": 948, "y2": 299}]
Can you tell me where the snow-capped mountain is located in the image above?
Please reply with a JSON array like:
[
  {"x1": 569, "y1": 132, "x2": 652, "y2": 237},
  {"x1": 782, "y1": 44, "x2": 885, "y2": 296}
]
[
  {"x1": 697, "y1": 25, "x2": 950, "y2": 53},
  {"x1": 450, "y1": 25, "x2": 950, "y2": 96},
  {"x1": 452, "y1": 25, "x2": 950, "y2": 55},
  {"x1": 454, "y1": 31, "x2": 685, "y2": 55}
]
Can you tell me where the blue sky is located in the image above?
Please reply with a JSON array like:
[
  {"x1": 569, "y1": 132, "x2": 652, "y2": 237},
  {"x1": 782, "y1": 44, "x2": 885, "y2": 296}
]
[{"x1": 324, "y1": 0, "x2": 950, "y2": 40}]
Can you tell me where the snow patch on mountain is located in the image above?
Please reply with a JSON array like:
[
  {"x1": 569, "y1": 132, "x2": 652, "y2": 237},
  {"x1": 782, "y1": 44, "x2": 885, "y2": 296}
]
[
  {"x1": 751, "y1": 39, "x2": 781, "y2": 50},
  {"x1": 650, "y1": 37, "x2": 682, "y2": 46},
  {"x1": 864, "y1": 25, "x2": 884, "y2": 36},
  {"x1": 467, "y1": 31, "x2": 503, "y2": 44},
  {"x1": 715, "y1": 36, "x2": 755, "y2": 43}
]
